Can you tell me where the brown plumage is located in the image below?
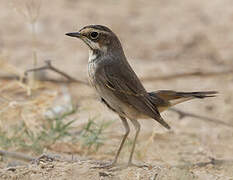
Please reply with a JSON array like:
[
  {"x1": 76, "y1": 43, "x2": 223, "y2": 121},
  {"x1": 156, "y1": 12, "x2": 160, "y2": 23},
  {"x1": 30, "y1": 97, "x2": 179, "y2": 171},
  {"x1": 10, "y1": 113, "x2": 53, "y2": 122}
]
[
  {"x1": 149, "y1": 91, "x2": 218, "y2": 112},
  {"x1": 66, "y1": 25, "x2": 218, "y2": 168}
]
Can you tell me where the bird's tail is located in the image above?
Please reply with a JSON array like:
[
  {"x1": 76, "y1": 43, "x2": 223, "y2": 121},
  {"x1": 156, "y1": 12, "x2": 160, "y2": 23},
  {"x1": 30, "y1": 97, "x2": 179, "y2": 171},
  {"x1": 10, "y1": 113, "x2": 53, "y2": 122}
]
[{"x1": 149, "y1": 90, "x2": 218, "y2": 112}]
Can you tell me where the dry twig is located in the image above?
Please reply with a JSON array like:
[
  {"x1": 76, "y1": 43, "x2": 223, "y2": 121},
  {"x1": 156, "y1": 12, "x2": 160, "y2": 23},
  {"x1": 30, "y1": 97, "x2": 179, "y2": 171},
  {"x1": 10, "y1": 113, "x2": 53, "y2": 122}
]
[
  {"x1": 24, "y1": 60, "x2": 88, "y2": 85},
  {"x1": 175, "y1": 157, "x2": 233, "y2": 169},
  {"x1": 0, "y1": 150, "x2": 34, "y2": 162},
  {"x1": 0, "y1": 150, "x2": 59, "y2": 164},
  {"x1": 170, "y1": 108, "x2": 233, "y2": 128}
]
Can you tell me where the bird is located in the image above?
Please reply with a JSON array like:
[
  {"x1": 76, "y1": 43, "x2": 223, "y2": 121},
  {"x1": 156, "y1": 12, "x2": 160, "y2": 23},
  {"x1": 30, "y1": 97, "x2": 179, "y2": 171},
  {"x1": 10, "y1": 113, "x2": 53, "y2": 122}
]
[{"x1": 66, "y1": 25, "x2": 217, "y2": 168}]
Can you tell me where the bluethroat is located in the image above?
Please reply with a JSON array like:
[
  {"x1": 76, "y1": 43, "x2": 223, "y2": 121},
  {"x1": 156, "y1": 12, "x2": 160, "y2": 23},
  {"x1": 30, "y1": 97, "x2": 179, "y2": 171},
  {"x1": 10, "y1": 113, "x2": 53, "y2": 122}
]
[{"x1": 66, "y1": 25, "x2": 217, "y2": 168}]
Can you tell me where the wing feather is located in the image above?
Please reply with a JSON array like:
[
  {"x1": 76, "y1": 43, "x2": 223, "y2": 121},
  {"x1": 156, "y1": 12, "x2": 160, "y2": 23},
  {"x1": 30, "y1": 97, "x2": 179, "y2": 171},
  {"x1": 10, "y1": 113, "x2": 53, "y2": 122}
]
[{"x1": 96, "y1": 58, "x2": 170, "y2": 129}]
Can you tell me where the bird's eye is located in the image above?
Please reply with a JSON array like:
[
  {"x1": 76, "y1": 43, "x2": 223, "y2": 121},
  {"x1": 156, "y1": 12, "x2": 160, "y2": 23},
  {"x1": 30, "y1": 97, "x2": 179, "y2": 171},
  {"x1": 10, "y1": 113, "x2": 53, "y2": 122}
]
[{"x1": 90, "y1": 31, "x2": 99, "y2": 39}]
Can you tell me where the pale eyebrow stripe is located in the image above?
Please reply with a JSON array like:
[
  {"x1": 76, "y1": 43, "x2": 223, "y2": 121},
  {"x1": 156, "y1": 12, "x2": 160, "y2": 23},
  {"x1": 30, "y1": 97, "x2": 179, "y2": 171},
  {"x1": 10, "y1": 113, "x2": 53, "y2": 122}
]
[{"x1": 81, "y1": 28, "x2": 111, "y2": 36}]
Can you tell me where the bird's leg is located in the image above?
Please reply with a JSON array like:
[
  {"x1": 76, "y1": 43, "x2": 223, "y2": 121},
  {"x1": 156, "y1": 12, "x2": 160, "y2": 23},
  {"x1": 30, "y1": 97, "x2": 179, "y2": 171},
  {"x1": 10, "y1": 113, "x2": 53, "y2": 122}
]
[
  {"x1": 127, "y1": 119, "x2": 146, "y2": 167},
  {"x1": 112, "y1": 116, "x2": 130, "y2": 164},
  {"x1": 93, "y1": 116, "x2": 130, "y2": 169}
]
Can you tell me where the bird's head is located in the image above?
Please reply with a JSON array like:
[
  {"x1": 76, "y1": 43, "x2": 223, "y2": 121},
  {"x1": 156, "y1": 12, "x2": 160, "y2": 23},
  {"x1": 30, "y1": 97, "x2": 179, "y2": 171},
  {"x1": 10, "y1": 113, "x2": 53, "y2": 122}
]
[{"x1": 66, "y1": 25, "x2": 122, "y2": 53}]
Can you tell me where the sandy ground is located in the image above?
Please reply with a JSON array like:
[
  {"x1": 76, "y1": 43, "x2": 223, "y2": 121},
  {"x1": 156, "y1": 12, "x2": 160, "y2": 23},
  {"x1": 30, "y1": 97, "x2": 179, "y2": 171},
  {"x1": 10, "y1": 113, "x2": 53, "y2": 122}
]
[{"x1": 0, "y1": 0, "x2": 233, "y2": 179}]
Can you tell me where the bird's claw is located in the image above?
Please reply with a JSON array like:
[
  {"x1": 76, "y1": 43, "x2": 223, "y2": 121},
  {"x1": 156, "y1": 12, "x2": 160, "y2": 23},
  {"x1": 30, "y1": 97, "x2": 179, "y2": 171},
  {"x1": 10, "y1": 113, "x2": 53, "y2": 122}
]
[
  {"x1": 127, "y1": 162, "x2": 149, "y2": 168},
  {"x1": 91, "y1": 161, "x2": 117, "y2": 169}
]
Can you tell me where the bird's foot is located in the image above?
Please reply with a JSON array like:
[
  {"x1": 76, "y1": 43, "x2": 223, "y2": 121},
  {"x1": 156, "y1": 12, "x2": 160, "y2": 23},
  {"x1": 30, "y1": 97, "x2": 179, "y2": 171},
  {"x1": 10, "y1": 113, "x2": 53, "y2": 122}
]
[
  {"x1": 127, "y1": 162, "x2": 149, "y2": 168},
  {"x1": 91, "y1": 160, "x2": 117, "y2": 169},
  {"x1": 108, "y1": 162, "x2": 150, "y2": 171},
  {"x1": 91, "y1": 160, "x2": 150, "y2": 170}
]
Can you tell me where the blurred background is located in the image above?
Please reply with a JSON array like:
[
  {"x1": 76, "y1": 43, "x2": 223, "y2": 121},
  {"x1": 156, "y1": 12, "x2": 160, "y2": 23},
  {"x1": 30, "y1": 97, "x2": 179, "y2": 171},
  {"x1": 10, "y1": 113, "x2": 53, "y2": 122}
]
[{"x1": 0, "y1": 0, "x2": 233, "y2": 179}]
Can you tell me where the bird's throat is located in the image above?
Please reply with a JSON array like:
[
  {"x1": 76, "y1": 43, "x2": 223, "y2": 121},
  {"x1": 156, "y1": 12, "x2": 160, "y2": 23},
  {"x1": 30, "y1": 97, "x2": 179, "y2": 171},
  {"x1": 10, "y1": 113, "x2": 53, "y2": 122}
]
[{"x1": 88, "y1": 49, "x2": 101, "y2": 63}]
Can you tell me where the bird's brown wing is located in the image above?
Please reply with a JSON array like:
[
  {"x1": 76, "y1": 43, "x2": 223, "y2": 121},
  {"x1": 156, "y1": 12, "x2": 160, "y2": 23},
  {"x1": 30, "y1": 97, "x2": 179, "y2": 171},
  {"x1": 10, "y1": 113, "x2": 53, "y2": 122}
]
[{"x1": 96, "y1": 59, "x2": 170, "y2": 129}]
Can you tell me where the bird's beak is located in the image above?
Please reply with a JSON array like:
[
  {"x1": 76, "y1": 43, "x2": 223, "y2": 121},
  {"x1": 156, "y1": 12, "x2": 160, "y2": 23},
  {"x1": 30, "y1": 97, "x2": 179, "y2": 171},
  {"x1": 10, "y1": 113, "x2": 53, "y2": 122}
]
[{"x1": 65, "y1": 32, "x2": 82, "y2": 38}]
